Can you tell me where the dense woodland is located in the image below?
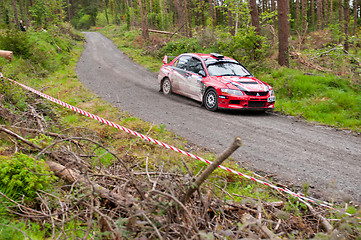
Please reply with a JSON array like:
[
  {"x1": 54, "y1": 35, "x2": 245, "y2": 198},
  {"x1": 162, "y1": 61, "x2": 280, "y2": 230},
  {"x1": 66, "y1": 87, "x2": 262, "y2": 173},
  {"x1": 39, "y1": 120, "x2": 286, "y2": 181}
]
[{"x1": 0, "y1": 0, "x2": 360, "y2": 67}]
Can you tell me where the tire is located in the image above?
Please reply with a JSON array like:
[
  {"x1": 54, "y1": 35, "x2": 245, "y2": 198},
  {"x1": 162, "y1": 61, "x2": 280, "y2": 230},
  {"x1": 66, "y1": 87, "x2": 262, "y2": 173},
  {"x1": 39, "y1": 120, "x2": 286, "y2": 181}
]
[
  {"x1": 162, "y1": 78, "x2": 172, "y2": 95},
  {"x1": 204, "y1": 88, "x2": 218, "y2": 111}
]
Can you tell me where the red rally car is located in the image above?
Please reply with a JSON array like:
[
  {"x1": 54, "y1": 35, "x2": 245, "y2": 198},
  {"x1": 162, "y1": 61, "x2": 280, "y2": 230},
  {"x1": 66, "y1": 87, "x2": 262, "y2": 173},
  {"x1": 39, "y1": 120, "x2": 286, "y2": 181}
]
[{"x1": 158, "y1": 53, "x2": 276, "y2": 111}]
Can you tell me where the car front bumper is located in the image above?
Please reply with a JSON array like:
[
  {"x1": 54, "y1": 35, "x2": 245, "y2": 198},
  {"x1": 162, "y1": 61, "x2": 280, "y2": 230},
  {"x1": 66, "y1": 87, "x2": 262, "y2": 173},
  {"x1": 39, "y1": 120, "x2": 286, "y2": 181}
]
[{"x1": 217, "y1": 95, "x2": 275, "y2": 110}]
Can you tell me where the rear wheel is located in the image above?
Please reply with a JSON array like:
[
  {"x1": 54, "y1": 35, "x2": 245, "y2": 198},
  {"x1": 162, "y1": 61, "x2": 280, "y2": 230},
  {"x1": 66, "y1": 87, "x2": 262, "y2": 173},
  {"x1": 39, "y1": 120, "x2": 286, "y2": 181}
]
[
  {"x1": 162, "y1": 78, "x2": 172, "y2": 95},
  {"x1": 204, "y1": 88, "x2": 218, "y2": 111}
]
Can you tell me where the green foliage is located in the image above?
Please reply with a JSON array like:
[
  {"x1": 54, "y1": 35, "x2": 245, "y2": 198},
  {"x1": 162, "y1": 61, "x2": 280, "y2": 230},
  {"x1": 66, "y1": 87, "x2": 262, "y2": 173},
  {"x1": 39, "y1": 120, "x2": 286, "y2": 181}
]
[
  {"x1": 158, "y1": 37, "x2": 202, "y2": 58},
  {"x1": 0, "y1": 30, "x2": 32, "y2": 58},
  {"x1": 0, "y1": 154, "x2": 56, "y2": 200},
  {"x1": 1, "y1": 24, "x2": 83, "y2": 79},
  {"x1": 0, "y1": 79, "x2": 29, "y2": 114},
  {"x1": 0, "y1": 219, "x2": 50, "y2": 240},
  {"x1": 96, "y1": 12, "x2": 110, "y2": 27},
  {"x1": 218, "y1": 27, "x2": 269, "y2": 63},
  {"x1": 30, "y1": 0, "x2": 63, "y2": 28},
  {"x1": 284, "y1": 196, "x2": 308, "y2": 215}
]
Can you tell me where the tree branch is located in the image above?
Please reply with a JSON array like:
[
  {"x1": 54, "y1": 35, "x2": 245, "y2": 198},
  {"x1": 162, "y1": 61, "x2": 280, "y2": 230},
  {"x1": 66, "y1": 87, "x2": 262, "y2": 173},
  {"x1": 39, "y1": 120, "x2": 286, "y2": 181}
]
[{"x1": 182, "y1": 137, "x2": 242, "y2": 204}]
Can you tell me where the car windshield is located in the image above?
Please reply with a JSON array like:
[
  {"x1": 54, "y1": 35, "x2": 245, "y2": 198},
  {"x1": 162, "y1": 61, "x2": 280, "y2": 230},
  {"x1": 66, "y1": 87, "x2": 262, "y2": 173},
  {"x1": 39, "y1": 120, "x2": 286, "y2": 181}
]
[{"x1": 207, "y1": 62, "x2": 252, "y2": 77}]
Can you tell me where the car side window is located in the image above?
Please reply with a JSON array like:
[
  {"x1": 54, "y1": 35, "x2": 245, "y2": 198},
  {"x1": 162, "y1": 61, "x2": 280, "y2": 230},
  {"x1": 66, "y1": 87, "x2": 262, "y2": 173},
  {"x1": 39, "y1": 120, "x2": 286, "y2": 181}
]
[
  {"x1": 186, "y1": 57, "x2": 204, "y2": 75},
  {"x1": 173, "y1": 56, "x2": 191, "y2": 70}
]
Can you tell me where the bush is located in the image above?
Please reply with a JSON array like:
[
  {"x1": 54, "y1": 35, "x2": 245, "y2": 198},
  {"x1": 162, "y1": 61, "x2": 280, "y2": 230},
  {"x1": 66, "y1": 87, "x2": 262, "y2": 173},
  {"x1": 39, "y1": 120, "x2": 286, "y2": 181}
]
[
  {"x1": 218, "y1": 27, "x2": 269, "y2": 64},
  {"x1": 0, "y1": 30, "x2": 32, "y2": 58},
  {"x1": 0, "y1": 153, "x2": 56, "y2": 200},
  {"x1": 157, "y1": 37, "x2": 202, "y2": 58}
]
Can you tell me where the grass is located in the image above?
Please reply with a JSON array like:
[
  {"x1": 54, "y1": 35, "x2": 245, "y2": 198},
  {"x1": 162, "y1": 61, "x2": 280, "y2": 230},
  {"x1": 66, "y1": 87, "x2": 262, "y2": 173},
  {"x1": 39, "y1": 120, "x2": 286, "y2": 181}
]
[{"x1": 263, "y1": 68, "x2": 361, "y2": 132}]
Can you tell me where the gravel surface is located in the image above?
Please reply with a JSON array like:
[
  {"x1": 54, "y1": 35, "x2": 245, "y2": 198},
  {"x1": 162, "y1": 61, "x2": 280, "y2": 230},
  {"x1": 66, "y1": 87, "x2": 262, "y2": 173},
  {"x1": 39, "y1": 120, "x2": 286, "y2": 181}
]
[{"x1": 76, "y1": 32, "x2": 361, "y2": 204}]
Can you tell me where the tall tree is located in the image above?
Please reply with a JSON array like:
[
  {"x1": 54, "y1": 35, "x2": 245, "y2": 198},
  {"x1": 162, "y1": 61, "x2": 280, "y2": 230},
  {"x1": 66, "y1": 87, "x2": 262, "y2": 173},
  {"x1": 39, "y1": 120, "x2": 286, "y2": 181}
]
[
  {"x1": 301, "y1": 0, "x2": 307, "y2": 31},
  {"x1": 137, "y1": 0, "x2": 149, "y2": 39},
  {"x1": 353, "y1": 0, "x2": 358, "y2": 35},
  {"x1": 343, "y1": 0, "x2": 350, "y2": 51},
  {"x1": 278, "y1": 0, "x2": 289, "y2": 66},
  {"x1": 271, "y1": 0, "x2": 276, "y2": 29},
  {"x1": 311, "y1": 0, "x2": 315, "y2": 29},
  {"x1": 103, "y1": 0, "x2": 109, "y2": 24},
  {"x1": 67, "y1": 0, "x2": 71, "y2": 22},
  {"x1": 339, "y1": 0, "x2": 343, "y2": 43},
  {"x1": 317, "y1": 0, "x2": 323, "y2": 29},
  {"x1": 249, "y1": 0, "x2": 261, "y2": 36},
  {"x1": 324, "y1": 0, "x2": 329, "y2": 27},
  {"x1": 295, "y1": 0, "x2": 300, "y2": 31},
  {"x1": 12, "y1": 0, "x2": 19, "y2": 29}
]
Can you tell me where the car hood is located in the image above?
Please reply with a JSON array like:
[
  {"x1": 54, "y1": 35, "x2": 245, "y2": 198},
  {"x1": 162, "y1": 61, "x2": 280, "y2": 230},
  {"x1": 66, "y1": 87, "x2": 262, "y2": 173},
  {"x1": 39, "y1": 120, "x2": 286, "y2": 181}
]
[{"x1": 209, "y1": 76, "x2": 270, "y2": 92}]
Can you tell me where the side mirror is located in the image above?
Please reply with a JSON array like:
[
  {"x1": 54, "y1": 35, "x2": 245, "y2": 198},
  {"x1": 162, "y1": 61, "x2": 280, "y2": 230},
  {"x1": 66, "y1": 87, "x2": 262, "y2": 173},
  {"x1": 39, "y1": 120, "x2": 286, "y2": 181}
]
[
  {"x1": 198, "y1": 70, "x2": 206, "y2": 77},
  {"x1": 162, "y1": 55, "x2": 168, "y2": 64}
]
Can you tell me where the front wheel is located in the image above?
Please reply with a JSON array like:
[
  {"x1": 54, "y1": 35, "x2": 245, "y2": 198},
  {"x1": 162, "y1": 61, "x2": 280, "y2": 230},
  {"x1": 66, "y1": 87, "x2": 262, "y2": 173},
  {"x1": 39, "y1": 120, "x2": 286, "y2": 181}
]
[
  {"x1": 204, "y1": 88, "x2": 218, "y2": 111},
  {"x1": 162, "y1": 78, "x2": 172, "y2": 95}
]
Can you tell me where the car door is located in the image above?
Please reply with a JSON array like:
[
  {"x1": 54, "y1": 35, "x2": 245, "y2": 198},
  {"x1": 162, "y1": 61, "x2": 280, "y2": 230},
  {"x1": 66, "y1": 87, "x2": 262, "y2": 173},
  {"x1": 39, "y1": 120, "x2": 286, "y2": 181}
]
[
  {"x1": 169, "y1": 55, "x2": 192, "y2": 95},
  {"x1": 184, "y1": 57, "x2": 205, "y2": 102}
]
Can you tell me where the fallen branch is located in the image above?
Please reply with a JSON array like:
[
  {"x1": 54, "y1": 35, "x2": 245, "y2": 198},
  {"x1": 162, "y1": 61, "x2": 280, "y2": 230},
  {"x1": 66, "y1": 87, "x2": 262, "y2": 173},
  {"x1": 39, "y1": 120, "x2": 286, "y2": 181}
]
[
  {"x1": 148, "y1": 29, "x2": 176, "y2": 35},
  {"x1": 298, "y1": 198, "x2": 333, "y2": 234},
  {"x1": 242, "y1": 214, "x2": 282, "y2": 240},
  {"x1": 182, "y1": 137, "x2": 242, "y2": 204}
]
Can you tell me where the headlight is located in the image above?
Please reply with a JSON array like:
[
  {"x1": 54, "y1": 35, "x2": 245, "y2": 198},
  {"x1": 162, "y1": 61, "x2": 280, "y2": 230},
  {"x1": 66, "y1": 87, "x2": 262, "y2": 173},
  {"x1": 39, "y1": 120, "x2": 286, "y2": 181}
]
[
  {"x1": 221, "y1": 88, "x2": 244, "y2": 96},
  {"x1": 269, "y1": 89, "x2": 275, "y2": 96}
]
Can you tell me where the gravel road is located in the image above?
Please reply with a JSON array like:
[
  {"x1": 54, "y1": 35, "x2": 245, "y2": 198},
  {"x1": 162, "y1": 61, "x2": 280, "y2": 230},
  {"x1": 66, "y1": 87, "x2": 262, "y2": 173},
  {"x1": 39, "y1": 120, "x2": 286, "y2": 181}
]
[{"x1": 76, "y1": 32, "x2": 361, "y2": 203}]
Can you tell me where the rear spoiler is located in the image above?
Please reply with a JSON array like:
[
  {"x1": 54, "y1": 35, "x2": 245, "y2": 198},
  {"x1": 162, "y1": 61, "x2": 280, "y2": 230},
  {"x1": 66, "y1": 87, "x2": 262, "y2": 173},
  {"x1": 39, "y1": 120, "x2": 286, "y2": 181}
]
[{"x1": 162, "y1": 55, "x2": 176, "y2": 64}]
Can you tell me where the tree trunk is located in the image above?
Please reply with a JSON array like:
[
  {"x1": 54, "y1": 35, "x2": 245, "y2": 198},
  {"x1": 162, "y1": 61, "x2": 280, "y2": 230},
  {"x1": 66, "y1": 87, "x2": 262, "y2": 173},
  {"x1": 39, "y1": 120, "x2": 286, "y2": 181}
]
[
  {"x1": 228, "y1": 9, "x2": 234, "y2": 35},
  {"x1": 353, "y1": 0, "x2": 358, "y2": 35},
  {"x1": 302, "y1": 0, "x2": 307, "y2": 31},
  {"x1": 271, "y1": 0, "x2": 276, "y2": 28},
  {"x1": 138, "y1": 0, "x2": 149, "y2": 39},
  {"x1": 317, "y1": 0, "x2": 323, "y2": 30},
  {"x1": 174, "y1": 0, "x2": 185, "y2": 35},
  {"x1": 324, "y1": 0, "x2": 329, "y2": 27},
  {"x1": 311, "y1": 0, "x2": 315, "y2": 29},
  {"x1": 296, "y1": 0, "x2": 300, "y2": 31},
  {"x1": 278, "y1": 0, "x2": 290, "y2": 66},
  {"x1": 12, "y1": 0, "x2": 19, "y2": 29},
  {"x1": 164, "y1": 0, "x2": 168, "y2": 29},
  {"x1": 187, "y1": 0, "x2": 192, "y2": 37},
  {"x1": 103, "y1": 0, "x2": 109, "y2": 24},
  {"x1": 149, "y1": 0, "x2": 153, "y2": 27},
  {"x1": 249, "y1": 0, "x2": 261, "y2": 36},
  {"x1": 339, "y1": 0, "x2": 343, "y2": 43},
  {"x1": 67, "y1": 0, "x2": 71, "y2": 22},
  {"x1": 344, "y1": 0, "x2": 350, "y2": 51},
  {"x1": 19, "y1": 0, "x2": 25, "y2": 22}
]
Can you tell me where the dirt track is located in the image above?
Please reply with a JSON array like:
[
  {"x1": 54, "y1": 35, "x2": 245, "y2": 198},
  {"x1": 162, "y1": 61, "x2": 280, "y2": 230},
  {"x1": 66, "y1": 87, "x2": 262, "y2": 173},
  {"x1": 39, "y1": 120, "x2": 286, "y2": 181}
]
[{"x1": 76, "y1": 32, "x2": 361, "y2": 204}]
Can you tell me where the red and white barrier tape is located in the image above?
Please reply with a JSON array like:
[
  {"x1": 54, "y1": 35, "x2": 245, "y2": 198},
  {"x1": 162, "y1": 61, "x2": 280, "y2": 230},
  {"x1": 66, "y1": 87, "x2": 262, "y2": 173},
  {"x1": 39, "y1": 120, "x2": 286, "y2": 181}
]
[{"x1": 2, "y1": 76, "x2": 359, "y2": 219}]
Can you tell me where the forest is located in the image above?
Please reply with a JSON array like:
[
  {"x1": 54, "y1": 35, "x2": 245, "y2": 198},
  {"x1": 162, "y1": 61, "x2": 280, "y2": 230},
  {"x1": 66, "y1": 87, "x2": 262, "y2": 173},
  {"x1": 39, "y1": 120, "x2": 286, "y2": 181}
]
[{"x1": 0, "y1": 0, "x2": 361, "y2": 239}]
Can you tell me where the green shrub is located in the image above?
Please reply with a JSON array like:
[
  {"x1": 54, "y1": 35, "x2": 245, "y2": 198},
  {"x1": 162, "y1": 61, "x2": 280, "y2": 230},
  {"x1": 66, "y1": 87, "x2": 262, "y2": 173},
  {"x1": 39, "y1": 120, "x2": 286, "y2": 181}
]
[
  {"x1": 0, "y1": 30, "x2": 32, "y2": 58},
  {"x1": 157, "y1": 37, "x2": 202, "y2": 58},
  {"x1": 217, "y1": 26, "x2": 269, "y2": 63},
  {"x1": 0, "y1": 153, "x2": 56, "y2": 200}
]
